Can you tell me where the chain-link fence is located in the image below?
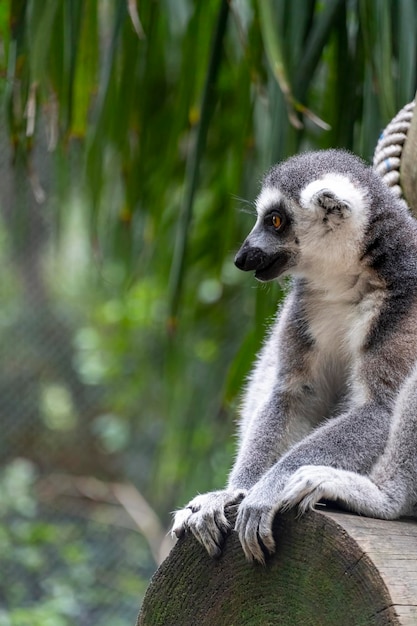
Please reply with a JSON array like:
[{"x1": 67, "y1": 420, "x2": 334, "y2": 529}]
[{"x1": 0, "y1": 113, "x2": 170, "y2": 626}]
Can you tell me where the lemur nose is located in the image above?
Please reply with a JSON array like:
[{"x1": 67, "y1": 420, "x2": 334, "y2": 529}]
[{"x1": 235, "y1": 244, "x2": 268, "y2": 271}]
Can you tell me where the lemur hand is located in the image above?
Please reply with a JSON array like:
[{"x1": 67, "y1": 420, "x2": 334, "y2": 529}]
[
  {"x1": 172, "y1": 489, "x2": 247, "y2": 557},
  {"x1": 234, "y1": 475, "x2": 284, "y2": 564}
]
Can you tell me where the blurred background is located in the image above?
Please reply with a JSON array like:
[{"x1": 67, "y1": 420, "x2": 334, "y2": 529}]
[{"x1": 0, "y1": 1, "x2": 416, "y2": 624}]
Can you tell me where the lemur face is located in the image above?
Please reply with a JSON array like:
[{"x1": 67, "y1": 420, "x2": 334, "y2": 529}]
[
  {"x1": 234, "y1": 188, "x2": 298, "y2": 282},
  {"x1": 235, "y1": 159, "x2": 369, "y2": 283}
]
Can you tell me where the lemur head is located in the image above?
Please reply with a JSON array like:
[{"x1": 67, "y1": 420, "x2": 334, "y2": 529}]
[{"x1": 235, "y1": 149, "x2": 379, "y2": 282}]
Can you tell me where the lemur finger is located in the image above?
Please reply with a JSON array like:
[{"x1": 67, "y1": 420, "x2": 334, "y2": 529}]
[
  {"x1": 171, "y1": 507, "x2": 193, "y2": 538},
  {"x1": 189, "y1": 515, "x2": 224, "y2": 557},
  {"x1": 298, "y1": 490, "x2": 323, "y2": 513},
  {"x1": 236, "y1": 509, "x2": 268, "y2": 564},
  {"x1": 257, "y1": 511, "x2": 276, "y2": 555}
]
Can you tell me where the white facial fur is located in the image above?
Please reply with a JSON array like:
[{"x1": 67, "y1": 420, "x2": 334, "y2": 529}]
[
  {"x1": 255, "y1": 187, "x2": 283, "y2": 218},
  {"x1": 295, "y1": 173, "x2": 370, "y2": 284}
]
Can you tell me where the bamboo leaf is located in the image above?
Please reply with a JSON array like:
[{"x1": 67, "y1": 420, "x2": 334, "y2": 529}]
[
  {"x1": 127, "y1": 0, "x2": 145, "y2": 39},
  {"x1": 168, "y1": 0, "x2": 230, "y2": 324},
  {"x1": 63, "y1": 0, "x2": 84, "y2": 134},
  {"x1": 258, "y1": 0, "x2": 302, "y2": 128},
  {"x1": 397, "y1": 0, "x2": 417, "y2": 105},
  {"x1": 258, "y1": 0, "x2": 331, "y2": 132},
  {"x1": 358, "y1": 0, "x2": 395, "y2": 121},
  {"x1": 27, "y1": 0, "x2": 59, "y2": 85},
  {"x1": 85, "y1": 1, "x2": 127, "y2": 224},
  {"x1": 294, "y1": 0, "x2": 345, "y2": 101},
  {"x1": 71, "y1": 3, "x2": 98, "y2": 138}
]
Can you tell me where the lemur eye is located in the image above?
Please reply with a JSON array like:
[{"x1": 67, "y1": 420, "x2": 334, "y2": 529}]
[{"x1": 271, "y1": 214, "x2": 282, "y2": 230}]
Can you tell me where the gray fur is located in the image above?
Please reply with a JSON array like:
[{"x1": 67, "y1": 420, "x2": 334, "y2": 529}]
[{"x1": 172, "y1": 149, "x2": 417, "y2": 564}]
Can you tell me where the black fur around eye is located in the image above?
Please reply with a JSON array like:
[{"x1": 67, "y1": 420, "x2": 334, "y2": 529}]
[{"x1": 265, "y1": 210, "x2": 287, "y2": 232}]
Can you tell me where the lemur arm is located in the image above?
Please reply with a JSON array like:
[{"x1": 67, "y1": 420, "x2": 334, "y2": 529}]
[
  {"x1": 172, "y1": 293, "x2": 329, "y2": 557},
  {"x1": 280, "y1": 362, "x2": 417, "y2": 522},
  {"x1": 171, "y1": 296, "x2": 302, "y2": 555},
  {"x1": 235, "y1": 399, "x2": 391, "y2": 562}
]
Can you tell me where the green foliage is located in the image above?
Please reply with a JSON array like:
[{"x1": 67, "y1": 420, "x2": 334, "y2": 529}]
[
  {"x1": 1, "y1": 0, "x2": 417, "y2": 619},
  {"x1": 0, "y1": 460, "x2": 151, "y2": 626},
  {"x1": 7, "y1": 0, "x2": 415, "y2": 288}
]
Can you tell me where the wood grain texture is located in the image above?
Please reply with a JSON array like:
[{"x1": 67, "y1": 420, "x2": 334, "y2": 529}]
[{"x1": 137, "y1": 507, "x2": 417, "y2": 625}]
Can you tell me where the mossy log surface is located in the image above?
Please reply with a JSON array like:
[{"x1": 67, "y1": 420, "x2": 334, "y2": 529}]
[{"x1": 137, "y1": 507, "x2": 417, "y2": 626}]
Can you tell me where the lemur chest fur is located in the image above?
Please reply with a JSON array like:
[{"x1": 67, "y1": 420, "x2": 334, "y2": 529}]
[{"x1": 304, "y1": 275, "x2": 385, "y2": 359}]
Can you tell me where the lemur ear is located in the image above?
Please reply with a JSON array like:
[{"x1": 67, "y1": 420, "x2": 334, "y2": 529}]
[
  {"x1": 311, "y1": 189, "x2": 351, "y2": 221},
  {"x1": 300, "y1": 174, "x2": 361, "y2": 227}
]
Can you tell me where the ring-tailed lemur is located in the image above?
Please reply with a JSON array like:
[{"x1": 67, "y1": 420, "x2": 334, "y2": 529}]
[{"x1": 172, "y1": 149, "x2": 417, "y2": 564}]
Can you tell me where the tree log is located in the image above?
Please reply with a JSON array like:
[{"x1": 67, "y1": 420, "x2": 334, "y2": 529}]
[
  {"x1": 137, "y1": 507, "x2": 417, "y2": 626},
  {"x1": 400, "y1": 92, "x2": 417, "y2": 214}
]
